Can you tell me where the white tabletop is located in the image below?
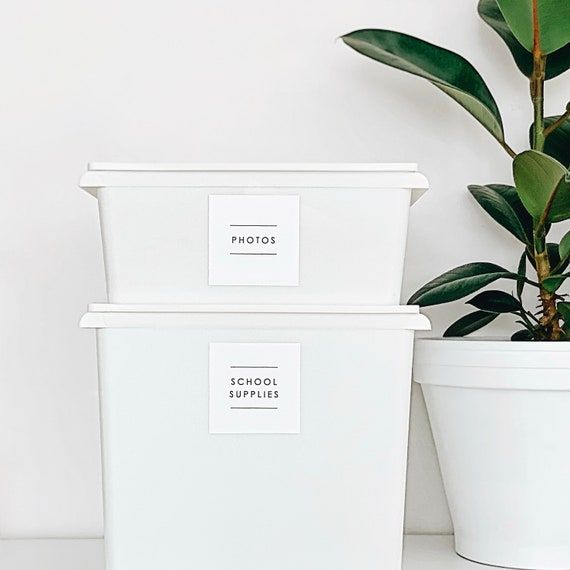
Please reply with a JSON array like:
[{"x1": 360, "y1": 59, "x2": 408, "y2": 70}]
[{"x1": 0, "y1": 535, "x2": 481, "y2": 569}]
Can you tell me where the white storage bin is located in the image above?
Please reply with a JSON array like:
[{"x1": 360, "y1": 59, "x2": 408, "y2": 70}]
[
  {"x1": 81, "y1": 304, "x2": 429, "y2": 570},
  {"x1": 80, "y1": 163, "x2": 428, "y2": 304}
]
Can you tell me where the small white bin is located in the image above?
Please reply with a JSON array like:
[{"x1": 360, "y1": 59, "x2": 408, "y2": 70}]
[
  {"x1": 81, "y1": 304, "x2": 429, "y2": 570},
  {"x1": 79, "y1": 163, "x2": 428, "y2": 304}
]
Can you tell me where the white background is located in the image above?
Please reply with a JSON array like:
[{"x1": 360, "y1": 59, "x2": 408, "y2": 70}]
[{"x1": 0, "y1": 0, "x2": 567, "y2": 538}]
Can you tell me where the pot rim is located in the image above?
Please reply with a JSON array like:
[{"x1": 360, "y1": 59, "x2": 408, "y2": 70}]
[
  {"x1": 417, "y1": 336, "x2": 570, "y2": 350},
  {"x1": 414, "y1": 337, "x2": 570, "y2": 391}
]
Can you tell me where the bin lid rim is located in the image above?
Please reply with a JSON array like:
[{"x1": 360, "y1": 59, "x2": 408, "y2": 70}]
[
  {"x1": 79, "y1": 163, "x2": 429, "y2": 203},
  {"x1": 80, "y1": 304, "x2": 431, "y2": 330},
  {"x1": 86, "y1": 162, "x2": 419, "y2": 173},
  {"x1": 87, "y1": 303, "x2": 421, "y2": 314}
]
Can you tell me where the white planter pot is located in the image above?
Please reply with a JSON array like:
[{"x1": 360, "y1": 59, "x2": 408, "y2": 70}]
[
  {"x1": 81, "y1": 304, "x2": 429, "y2": 570},
  {"x1": 79, "y1": 163, "x2": 428, "y2": 304},
  {"x1": 414, "y1": 338, "x2": 570, "y2": 570}
]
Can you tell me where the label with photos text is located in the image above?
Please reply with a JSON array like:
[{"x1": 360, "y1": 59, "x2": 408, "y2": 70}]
[{"x1": 208, "y1": 195, "x2": 300, "y2": 286}]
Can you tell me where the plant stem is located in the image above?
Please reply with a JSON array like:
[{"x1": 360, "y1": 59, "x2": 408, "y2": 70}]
[
  {"x1": 526, "y1": 310, "x2": 541, "y2": 324},
  {"x1": 501, "y1": 141, "x2": 517, "y2": 159},
  {"x1": 544, "y1": 108, "x2": 570, "y2": 137},
  {"x1": 529, "y1": 6, "x2": 562, "y2": 340},
  {"x1": 518, "y1": 310, "x2": 536, "y2": 330},
  {"x1": 523, "y1": 277, "x2": 541, "y2": 288},
  {"x1": 530, "y1": 54, "x2": 546, "y2": 152},
  {"x1": 534, "y1": 252, "x2": 563, "y2": 339},
  {"x1": 533, "y1": 228, "x2": 561, "y2": 337}
]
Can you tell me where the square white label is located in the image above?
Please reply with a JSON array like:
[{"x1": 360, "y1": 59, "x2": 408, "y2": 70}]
[
  {"x1": 208, "y1": 195, "x2": 300, "y2": 286},
  {"x1": 209, "y1": 343, "x2": 301, "y2": 434}
]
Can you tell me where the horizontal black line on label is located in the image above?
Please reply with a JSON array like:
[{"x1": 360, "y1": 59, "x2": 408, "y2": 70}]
[
  {"x1": 229, "y1": 224, "x2": 278, "y2": 227},
  {"x1": 230, "y1": 406, "x2": 278, "y2": 410},
  {"x1": 230, "y1": 252, "x2": 277, "y2": 256},
  {"x1": 230, "y1": 366, "x2": 278, "y2": 369}
]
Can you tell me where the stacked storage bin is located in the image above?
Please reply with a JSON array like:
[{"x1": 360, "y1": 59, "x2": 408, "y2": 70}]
[{"x1": 80, "y1": 163, "x2": 429, "y2": 570}]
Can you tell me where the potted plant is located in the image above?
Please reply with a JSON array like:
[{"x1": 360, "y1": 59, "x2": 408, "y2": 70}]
[{"x1": 342, "y1": 2, "x2": 570, "y2": 569}]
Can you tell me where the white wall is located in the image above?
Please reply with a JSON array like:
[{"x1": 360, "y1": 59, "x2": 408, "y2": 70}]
[{"x1": 0, "y1": 0, "x2": 566, "y2": 538}]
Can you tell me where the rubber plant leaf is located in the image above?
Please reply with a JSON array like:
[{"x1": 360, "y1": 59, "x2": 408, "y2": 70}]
[
  {"x1": 479, "y1": 0, "x2": 570, "y2": 79},
  {"x1": 558, "y1": 302, "x2": 570, "y2": 324},
  {"x1": 467, "y1": 289, "x2": 522, "y2": 313},
  {"x1": 511, "y1": 329, "x2": 534, "y2": 340},
  {"x1": 542, "y1": 273, "x2": 570, "y2": 293},
  {"x1": 560, "y1": 231, "x2": 570, "y2": 261},
  {"x1": 443, "y1": 310, "x2": 499, "y2": 337},
  {"x1": 491, "y1": 184, "x2": 534, "y2": 241},
  {"x1": 513, "y1": 150, "x2": 570, "y2": 223},
  {"x1": 408, "y1": 262, "x2": 516, "y2": 307},
  {"x1": 530, "y1": 116, "x2": 570, "y2": 167},
  {"x1": 546, "y1": 242, "x2": 570, "y2": 274},
  {"x1": 517, "y1": 251, "x2": 526, "y2": 298},
  {"x1": 341, "y1": 30, "x2": 505, "y2": 144},
  {"x1": 469, "y1": 184, "x2": 530, "y2": 244},
  {"x1": 496, "y1": 0, "x2": 570, "y2": 55}
]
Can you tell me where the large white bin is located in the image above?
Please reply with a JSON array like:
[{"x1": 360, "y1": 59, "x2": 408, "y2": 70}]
[
  {"x1": 79, "y1": 163, "x2": 428, "y2": 304},
  {"x1": 81, "y1": 304, "x2": 429, "y2": 570}
]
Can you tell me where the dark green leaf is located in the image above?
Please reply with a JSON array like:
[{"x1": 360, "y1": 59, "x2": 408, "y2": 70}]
[
  {"x1": 546, "y1": 243, "x2": 570, "y2": 273},
  {"x1": 444, "y1": 310, "x2": 499, "y2": 337},
  {"x1": 542, "y1": 273, "x2": 570, "y2": 293},
  {"x1": 541, "y1": 116, "x2": 570, "y2": 167},
  {"x1": 545, "y1": 46, "x2": 570, "y2": 80},
  {"x1": 467, "y1": 289, "x2": 522, "y2": 313},
  {"x1": 560, "y1": 231, "x2": 570, "y2": 261},
  {"x1": 513, "y1": 150, "x2": 570, "y2": 222},
  {"x1": 479, "y1": 0, "x2": 570, "y2": 79},
  {"x1": 491, "y1": 184, "x2": 534, "y2": 241},
  {"x1": 496, "y1": 0, "x2": 570, "y2": 55},
  {"x1": 469, "y1": 184, "x2": 530, "y2": 243},
  {"x1": 341, "y1": 29, "x2": 505, "y2": 143},
  {"x1": 511, "y1": 329, "x2": 534, "y2": 341},
  {"x1": 548, "y1": 242, "x2": 561, "y2": 266},
  {"x1": 408, "y1": 262, "x2": 516, "y2": 306},
  {"x1": 550, "y1": 175, "x2": 570, "y2": 223},
  {"x1": 558, "y1": 302, "x2": 570, "y2": 323},
  {"x1": 516, "y1": 318, "x2": 536, "y2": 332},
  {"x1": 517, "y1": 250, "x2": 526, "y2": 298}
]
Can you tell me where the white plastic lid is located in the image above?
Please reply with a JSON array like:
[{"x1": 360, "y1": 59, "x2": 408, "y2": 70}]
[
  {"x1": 79, "y1": 163, "x2": 429, "y2": 202},
  {"x1": 80, "y1": 304, "x2": 431, "y2": 330},
  {"x1": 87, "y1": 162, "x2": 419, "y2": 172}
]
